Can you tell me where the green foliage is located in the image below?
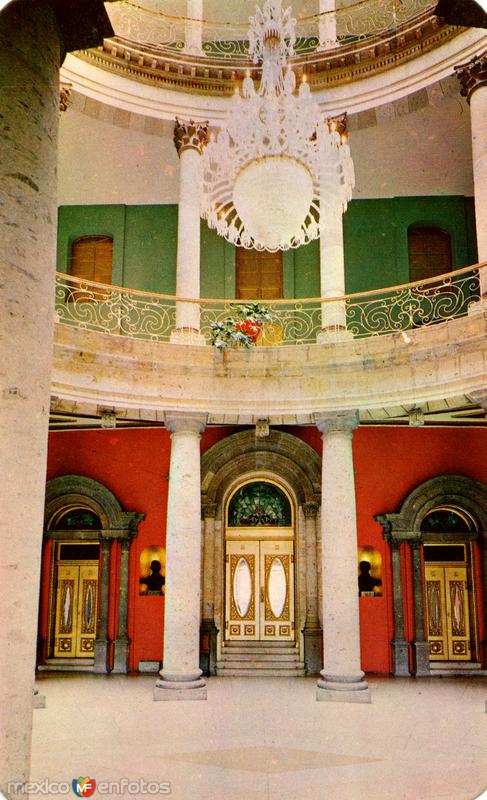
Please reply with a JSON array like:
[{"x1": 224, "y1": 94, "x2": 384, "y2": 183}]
[{"x1": 210, "y1": 303, "x2": 272, "y2": 350}]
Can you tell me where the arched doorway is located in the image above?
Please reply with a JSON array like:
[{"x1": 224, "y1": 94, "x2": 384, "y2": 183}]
[
  {"x1": 200, "y1": 429, "x2": 322, "y2": 677},
  {"x1": 422, "y1": 506, "x2": 478, "y2": 664},
  {"x1": 376, "y1": 475, "x2": 487, "y2": 676},
  {"x1": 39, "y1": 476, "x2": 144, "y2": 673},
  {"x1": 224, "y1": 479, "x2": 296, "y2": 643}
]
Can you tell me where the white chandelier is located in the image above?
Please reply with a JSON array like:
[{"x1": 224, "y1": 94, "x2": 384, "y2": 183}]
[{"x1": 201, "y1": 0, "x2": 355, "y2": 252}]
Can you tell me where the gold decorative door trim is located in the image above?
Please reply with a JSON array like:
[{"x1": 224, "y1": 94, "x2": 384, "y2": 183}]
[
  {"x1": 225, "y1": 539, "x2": 295, "y2": 642},
  {"x1": 425, "y1": 563, "x2": 471, "y2": 661},
  {"x1": 53, "y1": 557, "x2": 99, "y2": 659}
]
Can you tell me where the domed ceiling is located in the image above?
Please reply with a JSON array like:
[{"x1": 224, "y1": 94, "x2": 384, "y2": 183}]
[{"x1": 71, "y1": 0, "x2": 457, "y2": 95}]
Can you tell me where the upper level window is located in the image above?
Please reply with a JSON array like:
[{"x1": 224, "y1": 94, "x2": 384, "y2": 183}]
[
  {"x1": 236, "y1": 248, "x2": 283, "y2": 299},
  {"x1": 408, "y1": 226, "x2": 452, "y2": 283},
  {"x1": 70, "y1": 235, "x2": 113, "y2": 285}
]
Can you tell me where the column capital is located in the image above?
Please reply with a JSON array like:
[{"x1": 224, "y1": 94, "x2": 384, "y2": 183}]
[
  {"x1": 327, "y1": 112, "x2": 348, "y2": 139},
  {"x1": 164, "y1": 411, "x2": 207, "y2": 434},
  {"x1": 302, "y1": 501, "x2": 319, "y2": 519},
  {"x1": 455, "y1": 52, "x2": 487, "y2": 103},
  {"x1": 314, "y1": 410, "x2": 359, "y2": 435},
  {"x1": 174, "y1": 118, "x2": 209, "y2": 157},
  {"x1": 202, "y1": 501, "x2": 217, "y2": 519}
]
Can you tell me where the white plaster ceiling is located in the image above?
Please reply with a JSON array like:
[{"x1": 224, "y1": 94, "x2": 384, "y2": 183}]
[{"x1": 57, "y1": 85, "x2": 473, "y2": 205}]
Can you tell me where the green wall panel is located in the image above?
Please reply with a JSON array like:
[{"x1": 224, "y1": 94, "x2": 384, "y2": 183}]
[
  {"x1": 58, "y1": 197, "x2": 478, "y2": 299},
  {"x1": 123, "y1": 206, "x2": 177, "y2": 294}
]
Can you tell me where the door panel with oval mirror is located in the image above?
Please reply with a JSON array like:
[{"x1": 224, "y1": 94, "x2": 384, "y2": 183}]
[{"x1": 225, "y1": 540, "x2": 294, "y2": 641}]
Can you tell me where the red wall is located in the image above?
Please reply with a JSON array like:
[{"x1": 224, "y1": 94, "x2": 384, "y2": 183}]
[
  {"x1": 290, "y1": 425, "x2": 487, "y2": 673},
  {"x1": 44, "y1": 426, "x2": 234, "y2": 671},
  {"x1": 44, "y1": 425, "x2": 487, "y2": 674}
]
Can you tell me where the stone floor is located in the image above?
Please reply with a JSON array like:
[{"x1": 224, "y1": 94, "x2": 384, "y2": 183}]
[{"x1": 31, "y1": 674, "x2": 487, "y2": 800}]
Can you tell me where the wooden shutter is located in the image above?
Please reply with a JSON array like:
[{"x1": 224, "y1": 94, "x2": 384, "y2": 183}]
[
  {"x1": 236, "y1": 248, "x2": 283, "y2": 299},
  {"x1": 408, "y1": 227, "x2": 452, "y2": 283},
  {"x1": 70, "y1": 236, "x2": 113, "y2": 285}
]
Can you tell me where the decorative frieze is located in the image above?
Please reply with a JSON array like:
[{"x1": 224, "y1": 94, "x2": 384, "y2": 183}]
[{"x1": 173, "y1": 118, "x2": 209, "y2": 156}]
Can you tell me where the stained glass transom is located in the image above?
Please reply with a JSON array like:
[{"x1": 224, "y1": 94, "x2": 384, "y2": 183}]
[
  {"x1": 228, "y1": 482, "x2": 291, "y2": 527},
  {"x1": 421, "y1": 508, "x2": 472, "y2": 533},
  {"x1": 54, "y1": 508, "x2": 101, "y2": 530}
]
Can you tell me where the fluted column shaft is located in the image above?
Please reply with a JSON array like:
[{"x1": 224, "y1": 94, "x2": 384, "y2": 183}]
[
  {"x1": 315, "y1": 411, "x2": 371, "y2": 703},
  {"x1": 154, "y1": 412, "x2": 207, "y2": 700}
]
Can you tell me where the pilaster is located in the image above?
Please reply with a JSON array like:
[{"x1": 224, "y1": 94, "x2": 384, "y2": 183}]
[
  {"x1": 389, "y1": 538, "x2": 410, "y2": 676},
  {"x1": 93, "y1": 538, "x2": 111, "y2": 673},
  {"x1": 113, "y1": 538, "x2": 132, "y2": 674},
  {"x1": 302, "y1": 501, "x2": 322, "y2": 675},
  {"x1": 410, "y1": 542, "x2": 431, "y2": 677}
]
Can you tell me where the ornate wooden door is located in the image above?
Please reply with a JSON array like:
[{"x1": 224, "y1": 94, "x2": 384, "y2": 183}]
[
  {"x1": 225, "y1": 539, "x2": 294, "y2": 642},
  {"x1": 54, "y1": 562, "x2": 98, "y2": 658},
  {"x1": 260, "y1": 540, "x2": 294, "y2": 641},
  {"x1": 425, "y1": 564, "x2": 471, "y2": 661}
]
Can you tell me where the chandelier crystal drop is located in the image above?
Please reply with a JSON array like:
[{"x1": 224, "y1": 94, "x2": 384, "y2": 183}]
[{"x1": 201, "y1": 0, "x2": 355, "y2": 252}]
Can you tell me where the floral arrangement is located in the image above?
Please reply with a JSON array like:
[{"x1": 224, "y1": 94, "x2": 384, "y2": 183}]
[{"x1": 210, "y1": 303, "x2": 272, "y2": 351}]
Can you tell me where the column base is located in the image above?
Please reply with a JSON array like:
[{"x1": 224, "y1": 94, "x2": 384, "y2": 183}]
[
  {"x1": 316, "y1": 672, "x2": 371, "y2": 704},
  {"x1": 170, "y1": 327, "x2": 207, "y2": 346},
  {"x1": 392, "y1": 639, "x2": 411, "y2": 677},
  {"x1": 412, "y1": 641, "x2": 431, "y2": 676},
  {"x1": 200, "y1": 620, "x2": 218, "y2": 677},
  {"x1": 93, "y1": 639, "x2": 110, "y2": 673},
  {"x1": 33, "y1": 688, "x2": 46, "y2": 709},
  {"x1": 112, "y1": 637, "x2": 129, "y2": 674},
  {"x1": 316, "y1": 327, "x2": 354, "y2": 344},
  {"x1": 303, "y1": 624, "x2": 323, "y2": 676},
  {"x1": 154, "y1": 670, "x2": 207, "y2": 701},
  {"x1": 153, "y1": 677, "x2": 207, "y2": 701}
]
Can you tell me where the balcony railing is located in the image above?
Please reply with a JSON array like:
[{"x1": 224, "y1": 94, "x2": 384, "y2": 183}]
[
  {"x1": 107, "y1": 0, "x2": 436, "y2": 60},
  {"x1": 55, "y1": 263, "x2": 483, "y2": 347}
]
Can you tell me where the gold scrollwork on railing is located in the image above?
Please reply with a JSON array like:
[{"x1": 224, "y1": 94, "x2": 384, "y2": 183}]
[{"x1": 55, "y1": 264, "x2": 482, "y2": 346}]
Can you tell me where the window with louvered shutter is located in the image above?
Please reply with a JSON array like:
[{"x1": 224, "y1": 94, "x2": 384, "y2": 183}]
[
  {"x1": 70, "y1": 235, "x2": 113, "y2": 284},
  {"x1": 408, "y1": 227, "x2": 452, "y2": 283},
  {"x1": 236, "y1": 247, "x2": 283, "y2": 299}
]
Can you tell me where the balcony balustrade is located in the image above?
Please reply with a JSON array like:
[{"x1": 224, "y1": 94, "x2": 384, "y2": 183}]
[{"x1": 55, "y1": 263, "x2": 483, "y2": 347}]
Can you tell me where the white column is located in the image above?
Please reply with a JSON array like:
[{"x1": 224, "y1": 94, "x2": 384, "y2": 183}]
[
  {"x1": 318, "y1": 0, "x2": 338, "y2": 50},
  {"x1": 185, "y1": 0, "x2": 204, "y2": 56},
  {"x1": 0, "y1": 3, "x2": 61, "y2": 795},
  {"x1": 317, "y1": 202, "x2": 352, "y2": 342},
  {"x1": 171, "y1": 120, "x2": 208, "y2": 345},
  {"x1": 154, "y1": 412, "x2": 207, "y2": 700},
  {"x1": 315, "y1": 411, "x2": 371, "y2": 703},
  {"x1": 456, "y1": 53, "x2": 487, "y2": 299}
]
